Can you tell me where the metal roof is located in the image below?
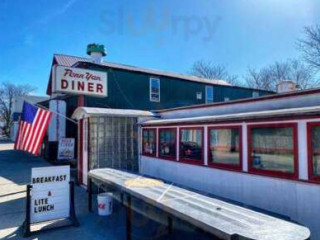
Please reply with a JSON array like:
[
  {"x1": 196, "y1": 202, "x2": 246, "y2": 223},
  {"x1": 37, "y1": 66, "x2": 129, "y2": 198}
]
[
  {"x1": 46, "y1": 54, "x2": 275, "y2": 95},
  {"x1": 141, "y1": 106, "x2": 320, "y2": 125},
  {"x1": 53, "y1": 54, "x2": 232, "y2": 86},
  {"x1": 155, "y1": 88, "x2": 320, "y2": 113},
  {"x1": 72, "y1": 107, "x2": 156, "y2": 120}
]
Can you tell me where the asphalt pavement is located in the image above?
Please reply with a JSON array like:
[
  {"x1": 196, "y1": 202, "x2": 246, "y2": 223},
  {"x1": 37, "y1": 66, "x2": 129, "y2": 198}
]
[
  {"x1": 0, "y1": 140, "x2": 217, "y2": 240},
  {"x1": 0, "y1": 140, "x2": 126, "y2": 240}
]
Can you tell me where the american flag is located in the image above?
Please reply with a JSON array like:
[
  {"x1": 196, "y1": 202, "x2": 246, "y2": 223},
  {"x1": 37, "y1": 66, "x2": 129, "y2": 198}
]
[{"x1": 14, "y1": 101, "x2": 52, "y2": 155}]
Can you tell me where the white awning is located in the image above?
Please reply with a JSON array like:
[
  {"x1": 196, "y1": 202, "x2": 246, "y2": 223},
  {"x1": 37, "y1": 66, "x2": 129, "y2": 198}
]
[{"x1": 72, "y1": 107, "x2": 157, "y2": 120}]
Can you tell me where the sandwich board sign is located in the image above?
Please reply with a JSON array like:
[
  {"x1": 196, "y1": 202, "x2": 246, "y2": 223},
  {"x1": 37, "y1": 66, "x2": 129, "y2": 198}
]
[
  {"x1": 23, "y1": 166, "x2": 79, "y2": 237},
  {"x1": 31, "y1": 166, "x2": 70, "y2": 223}
]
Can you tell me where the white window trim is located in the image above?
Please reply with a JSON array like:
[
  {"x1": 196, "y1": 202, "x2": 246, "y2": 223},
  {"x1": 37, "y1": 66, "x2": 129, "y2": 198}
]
[
  {"x1": 150, "y1": 77, "x2": 160, "y2": 102},
  {"x1": 205, "y1": 86, "x2": 214, "y2": 104},
  {"x1": 196, "y1": 92, "x2": 202, "y2": 100},
  {"x1": 252, "y1": 91, "x2": 259, "y2": 98}
]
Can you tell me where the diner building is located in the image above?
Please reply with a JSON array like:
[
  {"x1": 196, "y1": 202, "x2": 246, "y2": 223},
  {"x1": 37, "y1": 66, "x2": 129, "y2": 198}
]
[
  {"x1": 42, "y1": 44, "x2": 272, "y2": 161},
  {"x1": 73, "y1": 87, "x2": 320, "y2": 239},
  {"x1": 43, "y1": 44, "x2": 320, "y2": 238}
]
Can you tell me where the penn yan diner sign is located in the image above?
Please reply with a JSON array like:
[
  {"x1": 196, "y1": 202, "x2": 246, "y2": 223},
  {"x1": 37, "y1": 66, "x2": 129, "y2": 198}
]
[
  {"x1": 52, "y1": 65, "x2": 107, "y2": 97},
  {"x1": 30, "y1": 166, "x2": 70, "y2": 223}
]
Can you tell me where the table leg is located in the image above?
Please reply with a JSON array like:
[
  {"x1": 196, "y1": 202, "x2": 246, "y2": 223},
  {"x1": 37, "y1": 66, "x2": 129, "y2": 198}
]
[
  {"x1": 88, "y1": 177, "x2": 92, "y2": 212},
  {"x1": 126, "y1": 195, "x2": 132, "y2": 240}
]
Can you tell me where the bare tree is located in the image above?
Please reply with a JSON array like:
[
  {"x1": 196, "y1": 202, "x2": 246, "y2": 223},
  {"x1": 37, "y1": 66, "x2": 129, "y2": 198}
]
[
  {"x1": 245, "y1": 67, "x2": 275, "y2": 91},
  {"x1": 0, "y1": 82, "x2": 35, "y2": 137},
  {"x1": 190, "y1": 60, "x2": 242, "y2": 86},
  {"x1": 245, "y1": 59, "x2": 318, "y2": 91},
  {"x1": 289, "y1": 59, "x2": 319, "y2": 89},
  {"x1": 298, "y1": 25, "x2": 320, "y2": 70}
]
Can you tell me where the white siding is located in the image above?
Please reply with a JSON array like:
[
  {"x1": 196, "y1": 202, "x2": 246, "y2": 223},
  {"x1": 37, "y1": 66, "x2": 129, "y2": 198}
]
[
  {"x1": 140, "y1": 156, "x2": 320, "y2": 239},
  {"x1": 160, "y1": 93, "x2": 320, "y2": 120},
  {"x1": 140, "y1": 118, "x2": 320, "y2": 239}
]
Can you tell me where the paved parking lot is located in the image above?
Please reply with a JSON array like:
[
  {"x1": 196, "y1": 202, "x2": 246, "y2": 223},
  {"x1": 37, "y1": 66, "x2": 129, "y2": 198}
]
[
  {"x1": 0, "y1": 140, "x2": 217, "y2": 240},
  {"x1": 0, "y1": 140, "x2": 126, "y2": 240}
]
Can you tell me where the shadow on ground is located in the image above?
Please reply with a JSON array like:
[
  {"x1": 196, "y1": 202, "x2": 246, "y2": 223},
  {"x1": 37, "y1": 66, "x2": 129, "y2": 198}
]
[
  {"x1": 0, "y1": 142, "x2": 218, "y2": 240},
  {"x1": 0, "y1": 143, "x2": 124, "y2": 240}
]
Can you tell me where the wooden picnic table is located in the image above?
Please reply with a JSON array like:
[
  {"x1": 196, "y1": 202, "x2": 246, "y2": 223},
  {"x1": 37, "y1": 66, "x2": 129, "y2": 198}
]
[{"x1": 88, "y1": 168, "x2": 310, "y2": 240}]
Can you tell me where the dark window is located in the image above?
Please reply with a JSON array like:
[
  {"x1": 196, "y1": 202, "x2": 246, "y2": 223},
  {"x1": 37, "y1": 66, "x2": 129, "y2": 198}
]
[
  {"x1": 180, "y1": 128, "x2": 203, "y2": 163},
  {"x1": 209, "y1": 127, "x2": 241, "y2": 169},
  {"x1": 159, "y1": 128, "x2": 176, "y2": 159},
  {"x1": 142, "y1": 129, "x2": 156, "y2": 156},
  {"x1": 308, "y1": 123, "x2": 320, "y2": 180},
  {"x1": 249, "y1": 124, "x2": 298, "y2": 178},
  {"x1": 205, "y1": 86, "x2": 213, "y2": 104},
  {"x1": 150, "y1": 78, "x2": 160, "y2": 102}
]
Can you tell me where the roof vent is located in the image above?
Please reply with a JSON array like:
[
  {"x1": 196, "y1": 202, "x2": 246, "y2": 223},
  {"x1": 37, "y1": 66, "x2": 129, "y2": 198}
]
[
  {"x1": 276, "y1": 80, "x2": 298, "y2": 93},
  {"x1": 87, "y1": 43, "x2": 106, "y2": 64}
]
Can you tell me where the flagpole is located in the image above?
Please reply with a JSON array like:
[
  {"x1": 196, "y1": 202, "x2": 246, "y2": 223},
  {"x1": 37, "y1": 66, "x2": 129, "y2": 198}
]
[{"x1": 23, "y1": 99, "x2": 78, "y2": 125}]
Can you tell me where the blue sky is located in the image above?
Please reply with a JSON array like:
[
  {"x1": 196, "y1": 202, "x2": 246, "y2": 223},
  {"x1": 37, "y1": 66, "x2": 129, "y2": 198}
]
[{"x1": 0, "y1": 0, "x2": 319, "y2": 95}]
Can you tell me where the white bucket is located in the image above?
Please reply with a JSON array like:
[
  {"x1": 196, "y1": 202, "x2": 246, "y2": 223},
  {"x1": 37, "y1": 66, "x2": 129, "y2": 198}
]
[{"x1": 97, "y1": 192, "x2": 113, "y2": 216}]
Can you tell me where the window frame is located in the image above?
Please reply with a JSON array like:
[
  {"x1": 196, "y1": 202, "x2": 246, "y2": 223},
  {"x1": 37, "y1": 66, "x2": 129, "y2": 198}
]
[
  {"x1": 205, "y1": 86, "x2": 214, "y2": 104},
  {"x1": 149, "y1": 77, "x2": 160, "y2": 102},
  {"x1": 207, "y1": 126, "x2": 243, "y2": 171},
  {"x1": 196, "y1": 92, "x2": 202, "y2": 100},
  {"x1": 179, "y1": 127, "x2": 204, "y2": 165},
  {"x1": 141, "y1": 128, "x2": 157, "y2": 157},
  {"x1": 247, "y1": 123, "x2": 299, "y2": 179},
  {"x1": 158, "y1": 127, "x2": 177, "y2": 161},
  {"x1": 307, "y1": 122, "x2": 320, "y2": 182}
]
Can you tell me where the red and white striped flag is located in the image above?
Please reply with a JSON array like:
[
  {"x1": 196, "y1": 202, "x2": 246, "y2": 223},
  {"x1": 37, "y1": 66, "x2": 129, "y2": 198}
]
[{"x1": 14, "y1": 101, "x2": 52, "y2": 156}]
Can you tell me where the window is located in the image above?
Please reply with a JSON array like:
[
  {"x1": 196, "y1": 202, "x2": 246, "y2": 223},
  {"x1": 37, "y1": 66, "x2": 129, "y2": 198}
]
[
  {"x1": 150, "y1": 78, "x2": 160, "y2": 102},
  {"x1": 196, "y1": 92, "x2": 202, "y2": 100},
  {"x1": 159, "y1": 128, "x2": 176, "y2": 160},
  {"x1": 307, "y1": 122, "x2": 320, "y2": 181},
  {"x1": 205, "y1": 86, "x2": 214, "y2": 104},
  {"x1": 208, "y1": 126, "x2": 242, "y2": 170},
  {"x1": 248, "y1": 124, "x2": 298, "y2": 178},
  {"x1": 224, "y1": 97, "x2": 230, "y2": 102},
  {"x1": 180, "y1": 127, "x2": 204, "y2": 164},
  {"x1": 252, "y1": 91, "x2": 259, "y2": 98},
  {"x1": 142, "y1": 128, "x2": 156, "y2": 156}
]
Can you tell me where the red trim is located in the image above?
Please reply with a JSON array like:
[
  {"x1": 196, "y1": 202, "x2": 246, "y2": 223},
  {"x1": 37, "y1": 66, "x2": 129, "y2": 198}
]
[
  {"x1": 140, "y1": 121, "x2": 320, "y2": 185},
  {"x1": 156, "y1": 88, "x2": 320, "y2": 113},
  {"x1": 307, "y1": 122, "x2": 320, "y2": 182},
  {"x1": 179, "y1": 127, "x2": 204, "y2": 166},
  {"x1": 87, "y1": 118, "x2": 90, "y2": 184},
  {"x1": 158, "y1": 128, "x2": 177, "y2": 161},
  {"x1": 207, "y1": 126, "x2": 242, "y2": 171},
  {"x1": 78, "y1": 119, "x2": 83, "y2": 185},
  {"x1": 142, "y1": 114, "x2": 320, "y2": 127},
  {"x1": 247, "y1": 123, "x2": 299, "y2": 180},
  {"x1": 141, "y1": 128, "x2": 157, "y2": 157},
  {"x1": 78, "y1": 95, "x2": 85, "y2": 107}
]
